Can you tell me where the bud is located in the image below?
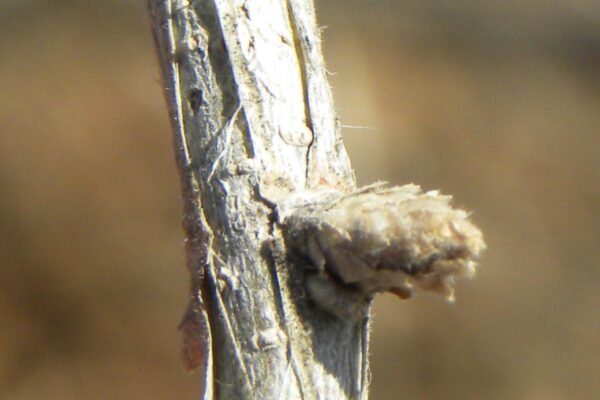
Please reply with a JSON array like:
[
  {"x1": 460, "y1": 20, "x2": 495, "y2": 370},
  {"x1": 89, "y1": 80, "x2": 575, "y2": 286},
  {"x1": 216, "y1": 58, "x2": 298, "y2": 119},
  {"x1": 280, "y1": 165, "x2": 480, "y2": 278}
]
[{"x1": 285, "y1": 183, "x2": 485, "y2": 319}]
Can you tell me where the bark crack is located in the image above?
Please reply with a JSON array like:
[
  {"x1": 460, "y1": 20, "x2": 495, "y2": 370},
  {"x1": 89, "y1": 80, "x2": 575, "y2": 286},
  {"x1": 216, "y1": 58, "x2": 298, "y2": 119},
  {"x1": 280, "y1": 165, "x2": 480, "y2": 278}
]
[
  {"x1": 264, "y1": 238, "x2": 309, "y2": 400},
  {"x1": 285, "y1": 0, "x2": 316, "y2": 184}
]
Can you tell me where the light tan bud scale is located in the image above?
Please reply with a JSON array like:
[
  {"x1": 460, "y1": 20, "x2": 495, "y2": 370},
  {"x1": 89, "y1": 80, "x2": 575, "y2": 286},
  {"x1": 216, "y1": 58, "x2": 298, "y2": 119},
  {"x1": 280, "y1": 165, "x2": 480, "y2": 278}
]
[{"x1": 284, "y1": 183, "x2": 485, "y2": 320}]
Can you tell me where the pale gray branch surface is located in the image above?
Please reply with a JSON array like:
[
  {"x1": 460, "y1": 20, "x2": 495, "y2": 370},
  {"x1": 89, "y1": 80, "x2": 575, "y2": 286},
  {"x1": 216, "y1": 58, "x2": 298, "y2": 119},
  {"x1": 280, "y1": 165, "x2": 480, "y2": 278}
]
[
  {"x1": 147, "y1": 1, "x2": 367, "y2": 399},
  {"x1": 147, "y1": 1, "x2": 485, "y2": 400}
]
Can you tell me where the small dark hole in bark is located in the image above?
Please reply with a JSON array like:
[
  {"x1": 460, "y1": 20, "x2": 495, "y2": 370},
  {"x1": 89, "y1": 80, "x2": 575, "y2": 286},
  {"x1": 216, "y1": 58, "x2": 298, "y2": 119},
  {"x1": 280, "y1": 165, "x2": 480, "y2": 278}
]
[{"x1": 188, "y1": 88, "x2": 203, "y2": 114}]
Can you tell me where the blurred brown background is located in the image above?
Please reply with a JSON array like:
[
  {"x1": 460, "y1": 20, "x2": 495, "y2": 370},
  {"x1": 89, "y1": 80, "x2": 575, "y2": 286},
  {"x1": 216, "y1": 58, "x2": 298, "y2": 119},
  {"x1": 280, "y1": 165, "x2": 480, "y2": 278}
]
[{"x1": 1, "y1": 1, "x2": 599, "y2": 399}]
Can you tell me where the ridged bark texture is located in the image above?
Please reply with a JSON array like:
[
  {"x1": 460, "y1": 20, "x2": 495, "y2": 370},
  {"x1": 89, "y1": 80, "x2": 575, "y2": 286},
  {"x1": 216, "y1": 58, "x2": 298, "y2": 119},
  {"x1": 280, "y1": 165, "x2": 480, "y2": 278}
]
[{"x1": 147, "y1": 1, "x2": 367, "y2": 399}]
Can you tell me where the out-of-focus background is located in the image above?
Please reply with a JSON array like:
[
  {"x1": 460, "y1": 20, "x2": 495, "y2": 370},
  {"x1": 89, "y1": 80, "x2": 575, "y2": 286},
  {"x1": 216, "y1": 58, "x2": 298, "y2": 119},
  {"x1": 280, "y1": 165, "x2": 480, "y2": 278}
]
[{"x1": 1, "y1": 1, "x2": 598, "y2": 399}]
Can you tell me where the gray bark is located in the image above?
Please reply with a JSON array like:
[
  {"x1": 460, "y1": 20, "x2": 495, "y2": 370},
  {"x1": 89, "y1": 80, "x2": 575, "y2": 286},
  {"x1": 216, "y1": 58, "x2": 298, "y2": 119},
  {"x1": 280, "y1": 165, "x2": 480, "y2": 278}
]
[
  {"x1": 147, "y1": 1, "x2": 485, "y2": 399},
  {"x1": 147, "y1": 1, "x2": 368, "y2": 399}
]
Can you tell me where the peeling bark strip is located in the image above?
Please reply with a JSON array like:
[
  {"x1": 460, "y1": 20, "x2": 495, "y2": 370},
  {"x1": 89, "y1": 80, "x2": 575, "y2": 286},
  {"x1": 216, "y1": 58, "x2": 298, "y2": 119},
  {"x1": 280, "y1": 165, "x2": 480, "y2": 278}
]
[{"x1": 146, "y1": 1, "x2": 484, "y2": 400}]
